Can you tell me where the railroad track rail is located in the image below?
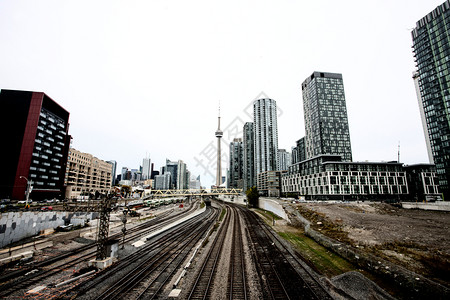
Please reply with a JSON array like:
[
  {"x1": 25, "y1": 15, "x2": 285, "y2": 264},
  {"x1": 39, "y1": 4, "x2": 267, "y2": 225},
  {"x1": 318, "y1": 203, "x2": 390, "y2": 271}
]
[
  {"x1": 187, "y1": 206, "x2": 231, "y2": 300},
  {"x1": 227, "y1": 207, "x2": 247, "y2": 300},
  {"x1": 0, "y1": 204, "x2": 196, "y2": 297},
  {"x1": 67, "y1": 206, "x2": 218, "y2": 299},
  {"x1": 235, "y1": 204, "x2": 333, "y2": 300}
]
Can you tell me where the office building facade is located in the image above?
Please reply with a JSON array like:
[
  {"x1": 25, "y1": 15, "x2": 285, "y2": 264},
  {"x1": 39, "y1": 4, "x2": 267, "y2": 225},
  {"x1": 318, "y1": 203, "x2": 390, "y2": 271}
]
[
  {"x1": 282, "y1": 155, "x2": 409, "y2": 199},
  {"x1": 65, "y1": 148, "x2": 113, "y2": 199},
  {"x1": 302, "y1": 72, "x2": 352, "y2": 162},
  {"x1": 0, "y1": 90, "x2": 70, "y2": 200},
  {"x1": 154, "y1": 173, "x2": 171, "y2": 190},
  {"x1": 257, "y1": 170, "x2": 286, "y2": 197},
  {"x1": 253, "y1": 98, "x2": 279, "y2": 177},
  {"x1": 412, "y1": 1, "x2": 450, "y2": 198}
]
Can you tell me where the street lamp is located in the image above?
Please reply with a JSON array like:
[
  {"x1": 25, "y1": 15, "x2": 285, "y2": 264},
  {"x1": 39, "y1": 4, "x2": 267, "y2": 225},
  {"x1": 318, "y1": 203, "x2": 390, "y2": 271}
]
[{"x1": 19, "y1": 176, "x2": 33, "y2": 208}]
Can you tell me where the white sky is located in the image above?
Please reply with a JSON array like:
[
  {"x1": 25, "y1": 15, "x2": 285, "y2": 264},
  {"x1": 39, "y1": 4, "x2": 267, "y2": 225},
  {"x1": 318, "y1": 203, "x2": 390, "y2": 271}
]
[{"x1": 0, "y1": 0, "x2": 443, "y2": 188}]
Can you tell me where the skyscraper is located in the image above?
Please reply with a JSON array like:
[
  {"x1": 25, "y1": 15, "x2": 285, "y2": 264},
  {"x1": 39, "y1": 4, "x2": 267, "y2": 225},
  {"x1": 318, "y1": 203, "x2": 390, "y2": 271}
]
[
  {"x1": 277, "y1": 149, "x2": 291, "y2": 171},
  {"x1": 243, "y1": 122, "x2": 255, "y2": 191},
  {"x1": 253, "y1": 98, "x2": 279, "y2": 176},
  {"x1": 412, "y1": 1, "x2": 450, "y2": 198},
  {"x1": 107, "y1": 160, "x2": 117, "y2": 186},
  {"x1": 176, "y1": 160, "x2": 187, "y2": 190},
  {"x1": 0, "y1": 90, "x2": 70, "y2": 200},
  {"x1": 229, "y1": 138, "x2": 243, "y2": 188},
  {"x1": 165, "y1": 159, "x2": 178, "y2": 189},
  {"x1": 142, "y1": 157, "x2": 151, "y2": 180},
  {"x1": 302, "y1": 72, "x2": 352, "y2": 162}
]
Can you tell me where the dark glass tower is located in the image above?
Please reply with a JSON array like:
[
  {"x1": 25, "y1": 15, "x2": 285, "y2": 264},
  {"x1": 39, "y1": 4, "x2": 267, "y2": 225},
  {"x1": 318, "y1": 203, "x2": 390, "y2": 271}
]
[
  {"x1": 243, "y1": 122, "x2": 255, "y2": 191},
  {"x1": 228, "y1": 138, "x2": 243, "y2": 188},
  {"x1": 302, "y1": 72, "x2": 352, "y2": 162},
  {"x1": 412, "y1": 1, "x2": 450, "y2": 198}
]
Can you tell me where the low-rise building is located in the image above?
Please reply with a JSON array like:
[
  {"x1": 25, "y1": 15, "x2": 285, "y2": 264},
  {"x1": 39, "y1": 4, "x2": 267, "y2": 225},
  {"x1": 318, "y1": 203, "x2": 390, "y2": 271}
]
[
  {"x1": 404, "y1": 164, "x2": 440, "y2": 201},
  {"x1": 282, "y1": 155, "x2": 410, "y2": 200},
  {"x1": 65, "y1": 148, "x2": 113, "y2": 199},
  {"x1": 257, "y1": 170, "x2": 286, "y2": 197}
]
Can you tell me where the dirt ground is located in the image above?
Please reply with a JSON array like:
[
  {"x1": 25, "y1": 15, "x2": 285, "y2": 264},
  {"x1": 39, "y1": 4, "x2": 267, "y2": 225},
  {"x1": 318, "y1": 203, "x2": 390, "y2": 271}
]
[{"x1": 291, "y1": 201, "x2": 450, "y2": 285}]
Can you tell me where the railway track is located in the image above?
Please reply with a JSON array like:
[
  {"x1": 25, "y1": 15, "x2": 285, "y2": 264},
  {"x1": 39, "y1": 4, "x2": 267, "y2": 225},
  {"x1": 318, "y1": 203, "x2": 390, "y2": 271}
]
[
  {"x1": 67, "y1": 206, "x2": 218, "y2": 299},
  {"x1": 187, "y1": 206, "x2": 231, "y2": 299},
  {"x1": 0, "y1": 204, "x2": 196, "y2": 297},
  {"x1": 237, "y1": 205, "x2": 333, "y2": 300},
  {"x1": 227, "y1": 207, "x2": 247, "y2": 300}
]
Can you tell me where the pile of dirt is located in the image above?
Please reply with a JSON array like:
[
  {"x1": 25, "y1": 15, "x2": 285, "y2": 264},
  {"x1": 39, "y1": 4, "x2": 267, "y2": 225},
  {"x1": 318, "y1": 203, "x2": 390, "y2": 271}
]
[
  {"x1": 331, "y1": 271, "x2": 395, "y2": 300},
  {"x1": 293, "y1": 202, "x2": 450, "y2": 286}
]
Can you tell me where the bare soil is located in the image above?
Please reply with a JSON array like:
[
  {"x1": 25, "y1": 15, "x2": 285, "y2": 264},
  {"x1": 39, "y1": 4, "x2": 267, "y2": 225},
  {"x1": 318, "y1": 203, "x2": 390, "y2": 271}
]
[{"x1": 292, "y1": 201, "x2": 450, "y2": 286}]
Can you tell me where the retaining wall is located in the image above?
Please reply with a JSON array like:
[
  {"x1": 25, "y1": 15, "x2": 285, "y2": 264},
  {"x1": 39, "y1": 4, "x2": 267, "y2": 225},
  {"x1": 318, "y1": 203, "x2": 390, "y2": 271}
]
[
  {"x1": 258, "y1": 198, "x2": 289, "y2": 221},
  {"x1": 0, "y1": 211, "x2": 98, "y2": 248}
]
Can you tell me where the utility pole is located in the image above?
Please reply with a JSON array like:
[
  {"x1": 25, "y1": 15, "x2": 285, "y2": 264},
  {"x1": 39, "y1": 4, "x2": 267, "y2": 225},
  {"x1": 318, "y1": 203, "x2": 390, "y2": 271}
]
[{"x1": 96, "y1": 194, "x2": 112, "y2": 260}]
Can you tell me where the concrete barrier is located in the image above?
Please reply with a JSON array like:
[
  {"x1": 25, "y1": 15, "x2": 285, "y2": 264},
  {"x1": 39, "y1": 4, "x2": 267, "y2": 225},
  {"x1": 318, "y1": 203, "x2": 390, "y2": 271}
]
[
  {"x1": 0, "y1": 250, "x2": 33, "y2": 266},
  {"x1": 218, "y1": 194, "x2": 247, "y2": 206},
  {"x1": 258, "y1": 198, "x2": 289, "y2": 221},
  {"x1": 402, "y1": 202, "x2": 450, "y2": 211},
  {"x1": 0, "y1": 211, "x2": 97, "y2": 248}
]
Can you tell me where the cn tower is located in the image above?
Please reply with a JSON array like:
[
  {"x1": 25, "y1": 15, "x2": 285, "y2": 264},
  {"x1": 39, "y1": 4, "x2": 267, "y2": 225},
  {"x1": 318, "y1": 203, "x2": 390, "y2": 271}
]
[{"x1": 215, "y1": 106, "x2": 223, "y2": 187}]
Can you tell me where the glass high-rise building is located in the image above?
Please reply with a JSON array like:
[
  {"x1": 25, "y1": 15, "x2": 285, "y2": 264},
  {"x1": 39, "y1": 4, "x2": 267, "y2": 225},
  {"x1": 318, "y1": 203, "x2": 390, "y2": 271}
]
[
  {"x1": 412, "y1": 1, "x2": 450, "y2": 198},
  {"x1": 243, "y1": 122, "x2": 255, "y2": 191},
  {"x1": 229, "y1": 138, "x2": 243, "y2": 188},
  {"x1": 277, "y1": 149, "x2": 291, "y2": 171},
  {"x1": 302, "y1": 72, "x2": 352, "y2": 162},
  {"x1": 253, "y1": 98, "x2": 279, "y2": 176},
  {"x1": 142, "y1": 157, "x2": 151, "y2": 180}
]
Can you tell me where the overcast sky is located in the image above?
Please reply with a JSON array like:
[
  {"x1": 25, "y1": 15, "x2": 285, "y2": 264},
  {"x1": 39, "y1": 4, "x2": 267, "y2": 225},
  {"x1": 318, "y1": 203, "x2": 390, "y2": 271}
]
[{"x1": 0, "y1": 0, "x2": 443, "y2": 188}]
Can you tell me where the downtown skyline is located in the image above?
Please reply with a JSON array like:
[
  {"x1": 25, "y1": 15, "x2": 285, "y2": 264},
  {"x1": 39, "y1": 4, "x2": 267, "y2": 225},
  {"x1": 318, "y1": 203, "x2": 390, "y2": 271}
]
[{"x1": 0, "y1": 0, "x2": 443, "y2": 187}]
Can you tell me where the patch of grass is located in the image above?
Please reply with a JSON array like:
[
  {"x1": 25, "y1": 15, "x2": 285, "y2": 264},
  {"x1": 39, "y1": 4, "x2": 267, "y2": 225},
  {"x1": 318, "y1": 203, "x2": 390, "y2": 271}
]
[
  {"x1": 278, "y1": 231, "x2": 356, "y2": 277},
  {"x1": 213, "y1": 222, "x2": 219, "y2": 232},
  {"x1": 200, "y1": 202, "x2": 205, "y2": 208},
  {"x1": 255, "y1": 208, "x2": 282, "y2": 222},
  {"x1": 219, "y1": 208, "x2": 226, "y2": 221}
]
